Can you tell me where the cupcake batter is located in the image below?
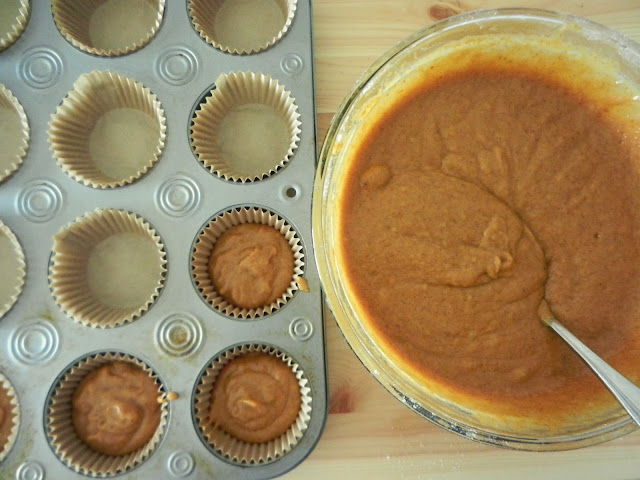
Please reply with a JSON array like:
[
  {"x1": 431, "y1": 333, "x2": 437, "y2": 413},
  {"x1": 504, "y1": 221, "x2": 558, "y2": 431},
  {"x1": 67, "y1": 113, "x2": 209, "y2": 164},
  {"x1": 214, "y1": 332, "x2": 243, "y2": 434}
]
[
  {"x1": 208, "y1": 352, "x2": 300, "y2": 443},
  {"x1": 0, "y1": 384, "x2": 14, "y2": 453},
  {"x1": 339, "y1": 63, "x2": 640, "y2": 422},
  {"x1": 209, "y1": 223, "x2": 294, "y2": 310},
  {"x1": 72, "y1": 361, "x2": 161, "y2": 456}
]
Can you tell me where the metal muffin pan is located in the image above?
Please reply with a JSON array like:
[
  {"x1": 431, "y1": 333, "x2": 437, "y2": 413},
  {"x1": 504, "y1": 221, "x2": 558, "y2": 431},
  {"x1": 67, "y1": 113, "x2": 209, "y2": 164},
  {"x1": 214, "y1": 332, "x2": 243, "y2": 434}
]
[{"x1": 0, "y1": 1, "x2": 327, "y2": 479}]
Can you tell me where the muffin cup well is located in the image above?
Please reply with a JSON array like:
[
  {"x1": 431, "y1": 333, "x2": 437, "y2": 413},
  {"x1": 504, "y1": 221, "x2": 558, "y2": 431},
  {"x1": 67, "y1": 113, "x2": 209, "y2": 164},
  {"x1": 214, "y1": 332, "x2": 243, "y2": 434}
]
[
  {"x1": 193, "y1": 344, "x2": 312, "y2": 465},
  {"x1": 52, "y1": 0, "x2": 165, "y2": 57},
  {"x1": 49, "y1": 208, "x2": 167, "y2": 328},
  {"x1": 190, "y1": 72, "x2": 301, "y2": 183},
  {"x1": 0, "y1": 220, "x2": 26, "y2": 320},
  {"x1": 46, "y1": 352, "x2": 168, "y2": 477},
  {"x1": 188, "y1": 0, "x2": 297, "y2": 55},
  {"x1": 0, "y1": 372, "x2": 20, "y2": 464},
  {"x1": 49, "y1": 70, "x2": 166, "y2": 189},
  {"x1": 191, "y1": 206, "x2": 304, "y2": 319},
  {"x1": 0, "y1": 0, "x2": 30, "y2": 52},
  {"x1": 0, "y1": 84, "x2": 29, "y2": 184}
]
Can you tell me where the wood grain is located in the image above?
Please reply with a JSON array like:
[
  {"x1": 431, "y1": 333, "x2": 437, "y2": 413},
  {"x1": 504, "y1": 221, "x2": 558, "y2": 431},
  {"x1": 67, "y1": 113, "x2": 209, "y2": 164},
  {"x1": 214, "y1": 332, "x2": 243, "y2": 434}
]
[{"x1": 286, "y1": 2, "x2": 640, "y2": 479}]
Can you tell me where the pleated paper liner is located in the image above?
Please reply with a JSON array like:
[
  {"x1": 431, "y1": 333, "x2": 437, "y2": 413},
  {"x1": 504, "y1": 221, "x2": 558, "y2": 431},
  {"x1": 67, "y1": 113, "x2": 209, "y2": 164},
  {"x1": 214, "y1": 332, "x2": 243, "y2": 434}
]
[
  {"x1": 188, "y1": 0, "x2": 297, "y2": 55},
  {"x1": 0, "y1": 0, "x2": 29, "y2": 52},
  {"x1": 52, "y1": 0, "x2": 165, "y2": 57},
  {"x1": 49, "y1": 208, "x2": 167, "y2": 328},
  {"x1": 48, "y1": 70, "x2": 166, "y2": 188},
  {"x1": 193, "y1": 344, "x2": 312, "y2": 465},
  {"x1": 0, "y1": 372, "x2": 20, "y2": 464},
  {"x1": 0, "y1": 84, "x2": 29, "y2": 184},
  {"x1": 190, "y1": 71, "x2": 301, "y2": 183},
  {"x1": 191, "y1": 206, "x2": 305, "y2": 319},
  {"x1": 0, "y1": 220, "x2": 26, "y2": 320},
  {"x1": 46, "y1": 352, "x2": 168, "y2": 477}
]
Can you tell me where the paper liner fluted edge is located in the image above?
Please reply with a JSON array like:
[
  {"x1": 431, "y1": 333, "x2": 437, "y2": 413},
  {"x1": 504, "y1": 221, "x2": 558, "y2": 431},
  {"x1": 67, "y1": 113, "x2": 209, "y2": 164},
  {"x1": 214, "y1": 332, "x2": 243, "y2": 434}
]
[
  {"x1": 49, "y1": 208, "x2": 167, "y2": 328},
  {"x1": 190, "y1": 71, "x2": 301, "y2": 183},
  {"x1": 0, "y1": 84, "x2": 30, "y2": 184},
  {"x1": 48, "y1": 70, "x2": 166, "y2": 189},
  {"x1": 194, "y1": 344, "x2": 312, "y2": 465},
  {"x1": 51, "y1": 0, "x2": 165, "y2": 57},
  {"x1": 46, "y1": 352, "x2": 168, "y2": 477},
  {"x1": 0, "y1": 372, "x2": 20, "y2": 464},
  {"x1": 191, "y1": 206, "x2": 305, "y2": 319},
  {"x1": 0, "y1": 0, "x2": 30, "y2": 53},
  {"x1": 0, "y1": 220, "x2": 26, "y2": 320},
  {"x1": 188, "y1": 0, "x2": 297, "y2": 55}
]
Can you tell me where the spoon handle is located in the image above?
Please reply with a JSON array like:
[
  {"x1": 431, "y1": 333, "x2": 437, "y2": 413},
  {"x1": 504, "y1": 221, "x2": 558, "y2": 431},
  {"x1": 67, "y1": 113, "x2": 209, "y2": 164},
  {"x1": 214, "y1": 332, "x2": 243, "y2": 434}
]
[{"x1": 548, "y1": 318, "x2": 640, "y2": 427}]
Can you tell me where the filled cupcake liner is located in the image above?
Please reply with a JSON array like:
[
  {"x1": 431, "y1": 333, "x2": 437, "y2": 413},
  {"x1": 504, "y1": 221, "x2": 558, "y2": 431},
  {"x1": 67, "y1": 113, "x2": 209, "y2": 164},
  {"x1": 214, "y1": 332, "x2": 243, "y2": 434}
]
[
  {"x1": 188, "y1": 0, "x2": 297, "y2": 55},
  {"x1": 52, "y1": 0, "x2": 165, "y2": 57},
  {"x1": 0, "y1": 372, "x2": 20, "y2": 464},
  {"x1": 194, "y1": 344, "x2": 312, "y2": 465},
  {"x1": 191, "y1": 206, "x2": 305, "y2": 319},
  {"x1": 0, "y1": 0, "x2": 30, "y2": 52},
  {"x1": 0, "y1": 84, "x2": 29, "y2": 184},
  {"x1": 49, "y1": 208, "x2": 167, "y2": 328},
  {"x1": 190, "y1": 71, "x2": 301, "y2": 183},
  {"x1": 48, "y1": 70, "x2": 166, "y2": 188},
  {"x1": 0, "y1": 220, "x2": 26, "y2": 320},
  {"x1": 46, "y1": 352, "x2": 168, "y2": 477}
]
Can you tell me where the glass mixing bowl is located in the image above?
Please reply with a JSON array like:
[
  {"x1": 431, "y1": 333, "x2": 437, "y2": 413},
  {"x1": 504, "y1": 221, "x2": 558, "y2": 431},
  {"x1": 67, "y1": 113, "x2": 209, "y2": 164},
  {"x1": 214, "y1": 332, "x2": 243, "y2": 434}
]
[{"x1": 312, "y1": 8, "x2": 640, "y2": 451}]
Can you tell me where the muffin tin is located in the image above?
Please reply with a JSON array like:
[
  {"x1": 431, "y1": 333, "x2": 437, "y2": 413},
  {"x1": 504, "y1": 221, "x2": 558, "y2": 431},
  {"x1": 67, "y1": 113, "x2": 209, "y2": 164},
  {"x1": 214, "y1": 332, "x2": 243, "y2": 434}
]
[{"x1": 0, "y1": 0, "x2": 327, "y2": 478}]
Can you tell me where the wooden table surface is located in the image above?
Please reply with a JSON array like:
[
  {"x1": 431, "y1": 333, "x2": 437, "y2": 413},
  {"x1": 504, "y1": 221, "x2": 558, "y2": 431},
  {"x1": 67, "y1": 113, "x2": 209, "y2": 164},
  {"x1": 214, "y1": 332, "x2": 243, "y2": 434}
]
[{"x1": 283, "y1": 1, "x2": 640, "y2": 479}]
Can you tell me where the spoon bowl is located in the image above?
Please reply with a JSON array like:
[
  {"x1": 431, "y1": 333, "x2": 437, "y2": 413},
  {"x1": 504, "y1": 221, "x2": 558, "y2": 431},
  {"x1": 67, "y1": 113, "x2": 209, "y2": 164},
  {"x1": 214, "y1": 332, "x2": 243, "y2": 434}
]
[{"x1": 539, "y1": 301, "x2": 640, "y2": 427}]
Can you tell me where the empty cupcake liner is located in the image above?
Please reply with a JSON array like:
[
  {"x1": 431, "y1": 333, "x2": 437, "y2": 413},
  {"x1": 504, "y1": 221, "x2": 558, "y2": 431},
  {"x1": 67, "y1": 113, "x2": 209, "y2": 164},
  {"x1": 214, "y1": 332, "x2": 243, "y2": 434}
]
[
  {"x1": 0, "y1": 220, "x2": 26, "y2": 320},
  {"x1": 193, "y1": 344, "x2": 312, "y2": 465},
  {"x1": 46, "y1": 352, "x2": 168, "y2": 477},
  {"x1": 0, "y1": 372, "x2": 20, "y2": 464},
  {"x1": 190, "y1": 71, "x2": 301, "y2": 183},
  {"x1": 49, "y1": 208, "x2": 167, "y2": 328},
  {"x1": 0, "y1": 0, "x2": 30, "y2": 52},
  {"x1": 52, "y1": 0, "x2": 165, "y2": 57},
  {"x1": 0, "y1": 84, "x2": 29, "y2": 184},
  {"x1": 188, "y1": 0, "x2": 297, "y2": 55},
  {"x1": 191, "y1": 206, "x2": 305, "y2": 319},
  {"x1": 48, "y1": 70, "x2": 166, "y2": 188}
]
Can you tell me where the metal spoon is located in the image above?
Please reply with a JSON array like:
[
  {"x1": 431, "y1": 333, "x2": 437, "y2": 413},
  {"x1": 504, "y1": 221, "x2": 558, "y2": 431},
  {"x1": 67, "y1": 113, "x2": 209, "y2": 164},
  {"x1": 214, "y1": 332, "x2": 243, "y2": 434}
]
[{"x1": 539, "y1": 301, "x2": 640, "y2": 427}]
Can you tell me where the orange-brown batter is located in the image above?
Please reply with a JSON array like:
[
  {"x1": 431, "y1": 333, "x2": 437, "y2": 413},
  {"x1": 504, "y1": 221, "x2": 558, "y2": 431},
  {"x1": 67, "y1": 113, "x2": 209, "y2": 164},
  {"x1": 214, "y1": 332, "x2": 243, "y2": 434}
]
[
  {"x1": 339, "y1": 64, "x2": 640, "y2": 423},
  {"x1": 72, "y1": 362, "x2": 161, "y2": 456},
  {"x1": 0, "y1": 384, "x2": 14, "y2": 453},
  {"x1": 209, "y1": 353, "x2": 300, "y2": 443},
  {"x1": 209, "y1": 223, "x2": 293, "y2": 310}
]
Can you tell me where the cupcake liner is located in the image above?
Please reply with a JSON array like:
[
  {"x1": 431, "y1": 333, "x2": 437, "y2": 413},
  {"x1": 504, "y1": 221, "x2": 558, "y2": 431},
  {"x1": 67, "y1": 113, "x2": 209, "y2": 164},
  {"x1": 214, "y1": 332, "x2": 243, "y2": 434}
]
[
  {"x1": 0, "y1": 0, "x2": 30, "y2": 52},
  {"x1": 194, "y1": 344, "x2": 312, "y2": 465},
  {"x1": 0, "y1": 220, "x2": 26, "y2": 320},
  {"x1": 0, "y1": 372, "x2": 20, "y2": 464},
  {"x1": 46, "y1": 352, "x2": 168, "y2": 476},
  {"x1": 52, "y1": 0, "x2": 165, "y2": 57},
  {"x1": 191, "y1": 206, "x2": 304, "y2": 319},
  {"x1": 188, "y1": 0, "x2": 297, "y2": 55},
  {"x1": 190, "y1": 71, "x2": 301, "y2": 183},
  {"x1": 0, "y1": 84, "x2": 29, "y2": 184},
  {"x1": 49, "y1": 208, "x2": 167, "y2": 328},
  {"x1": 48, "y1": 70, "x2": 166, "y2": 188}
]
